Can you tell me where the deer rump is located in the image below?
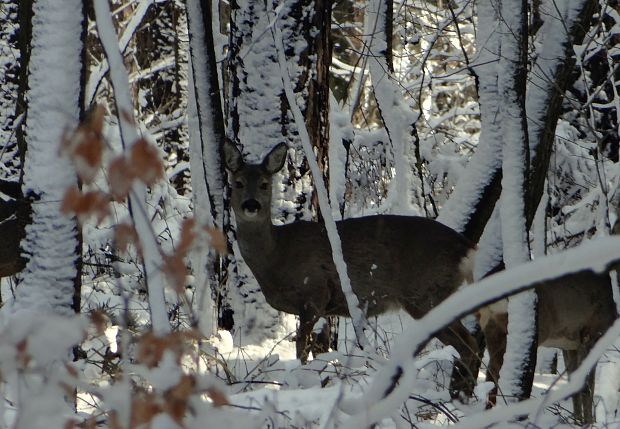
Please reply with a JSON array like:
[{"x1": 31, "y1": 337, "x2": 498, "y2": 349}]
[{"x1": 479, "y1": 270, "x2": 617, "y2": 423}]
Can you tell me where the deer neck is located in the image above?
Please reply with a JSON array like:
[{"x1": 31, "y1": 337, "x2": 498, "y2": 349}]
[{"x1": 235, "y1": 217, "x2": 277, "y2": 261}]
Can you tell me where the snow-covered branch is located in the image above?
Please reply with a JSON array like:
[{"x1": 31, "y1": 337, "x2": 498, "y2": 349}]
[
  {"x1": 185, "y1": 0, "x2": 226, "y2": 337},
  {"x1": 270, "y1": 11, "x2": 370, "y2": 352},
  {"x1": 93, "y1": 0, "x2": 170, "y2": 335},
  {"x1": 496, "y1": 0, "x2": 537, "y2": 401}
]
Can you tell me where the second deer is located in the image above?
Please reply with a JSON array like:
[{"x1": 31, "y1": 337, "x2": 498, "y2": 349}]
[
  {"x1": 223, "y1": 141, "x2": 480, "y2": 396},
  {"x1": 479, "y1": 270, "x2": 617, "y2": 423}
]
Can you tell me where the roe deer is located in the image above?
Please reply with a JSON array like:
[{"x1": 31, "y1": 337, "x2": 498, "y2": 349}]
[
  {"x1": 479, "y1": 271, "x2": 617, "y2": 423},
  {"x1": 223, "y1": 140, "x2": 480, "y2": 396}
]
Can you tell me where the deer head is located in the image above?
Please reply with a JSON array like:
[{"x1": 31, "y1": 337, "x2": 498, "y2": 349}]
[{"x1": 222, "y1": 140, "x2": 288, "y2": 223}]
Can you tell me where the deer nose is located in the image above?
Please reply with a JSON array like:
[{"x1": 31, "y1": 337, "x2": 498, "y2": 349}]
[{"x1": 241, "y1": 199, "x2": 261, "y2": 216}]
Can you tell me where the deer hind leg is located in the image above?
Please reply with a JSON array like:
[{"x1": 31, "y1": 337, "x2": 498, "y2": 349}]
[
  {"x1": 435, "y1": 321, "x2": 480, "y2": 399},
  {"x1": 480, "y1": 312, "x2": 508, "y2": 406},
  {"x1": 563, "y1": 349, "x2": 595, "y2": 424},
  {"x1": 310, "y1": 317, "x2": 332, "y2": 357}
]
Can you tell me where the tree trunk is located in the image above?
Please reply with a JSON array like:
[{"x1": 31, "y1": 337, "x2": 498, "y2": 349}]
[
  {"x1": 225, "y1": 0, "x2": 333, "y2": 344},
  {"x1": 496, "y1": 0, "x2": 538, "y2": 402},
  {"x1": 435, "y1": 0, "x2": 502, "y2": 241},
  {"x1": 439, "y1": 1, "x2": 597, "y2": 245},
  {"x1": 0, "y1": 1, "x2": 31, "y2": 284},
  {"x1": 186, "y1": 0, "x2": 227, "y2": 336},
  {"x1": 289, "y1": 0, "x2": 334, "y2": 352},
  {"x1": 364, "y1": 0, "x2": 425, "y2": 215},
  {"x1": 525, "y1": 0, "x2": 597, "y2": 224},
  {"x1": 13, "y1": 0, "x2": 83, "y2": 317}
]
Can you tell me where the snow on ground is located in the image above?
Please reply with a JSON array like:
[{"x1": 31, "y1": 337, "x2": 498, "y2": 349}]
[
  {"x1": 196, "y1": 310, "x2": 620, "y2": 427},
  {"x1": 72, "y1": 231, "x2": 620, "y2": 428}
]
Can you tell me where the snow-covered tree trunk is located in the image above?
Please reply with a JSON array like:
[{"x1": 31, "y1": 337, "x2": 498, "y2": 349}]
[
  {"x1": 186, "y1": 0, "x2": 226, "y2": 337},
  {"x1": 0, "y1": 1, "x2": 20, "y2": 176},
  {"x1": 440, "y1": 1, "x2": 596, "y2": 245},
  {"x1": 3, "y1": 2, "x2": 85, "y2": 427},
  {"x1": 525, "y1": 0, "x2": 597, "y2": 221},
  {"x1": 496, "y1": 0, "x2": 538, "y2": 402},
  {"x1": 225, "y1": 0, "x2": 332, "y2": 342},
  {"x1": 436, "y1": 1, "x2": 503, "y2": 241},
  {"x1": 14, "y1": 0, "x2": 84, "y2": 317},
  {"x1": 225, "y1": 0, "x2": 292, "y2": 341},
  {"x1": 292, "y1": 0, "x2": 335, "y2": 351},
  {"x1": 94, "y1": 0, "x2": 172, "y2": 335},
  {"x1": 363, "y1": 0, "x2": 425, "y2": 215},
  {"x1": 328, "y1": 92, "x2": 351, "y2": 219}
]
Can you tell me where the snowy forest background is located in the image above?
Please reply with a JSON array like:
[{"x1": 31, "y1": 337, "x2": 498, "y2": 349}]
[{"x1": 0, "y1": 0, "x2": 619, "y2": 427}]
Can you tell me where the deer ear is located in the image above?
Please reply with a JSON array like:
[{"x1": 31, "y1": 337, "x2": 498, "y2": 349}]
[
  {"x1": 262, "y1": 143, "x2": 288, "y2": 174},
  {"x1": 222, "y1": 139, "x2": 244, "y2": 172}
]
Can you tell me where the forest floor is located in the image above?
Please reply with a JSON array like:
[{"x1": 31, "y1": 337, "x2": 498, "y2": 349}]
[{"x1": 206, "y1": 311, "x2": 620, "y2": 428}]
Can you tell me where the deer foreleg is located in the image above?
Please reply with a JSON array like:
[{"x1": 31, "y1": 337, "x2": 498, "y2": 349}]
[
  {"x1": 480, "y1": 312, "x2": 508, "y2": 406},
  {"x1": 296, "y1": 309, "x2": 319, "y2": 364},
  {"x1": 437, "y1": 322, "x2": 480, "y2": 399},
  {"x1": 563, "y1": 348, "x2": 595, "y2": 424}
]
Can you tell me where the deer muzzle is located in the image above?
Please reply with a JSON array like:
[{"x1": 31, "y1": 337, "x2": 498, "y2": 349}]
[{"x1": 241, "y1": 199, "x2": 261, "y2": 217}]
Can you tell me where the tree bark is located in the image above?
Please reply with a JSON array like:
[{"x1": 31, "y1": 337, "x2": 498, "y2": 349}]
[
  {"x1": 0, "y1": 1, "x2": 31, "y2": 283},
  {"x1": 225, "y1": 0, "x2": 334, "y2": 346},
  {"x1": 186, "y1": 0, "x2": 227, "y2": 335},
  {"x1": 440, "y1": 1, "x2": 597, "y2": 244},
  {"x1": 13, "y1": 0, "x2": 83, "y2": 317},
  {"x1": 525, "y1": 0, "x2": 597, "y2": 226},
  {"x1": 496, "y1": 0, "x2": 538, "y2": 402}
]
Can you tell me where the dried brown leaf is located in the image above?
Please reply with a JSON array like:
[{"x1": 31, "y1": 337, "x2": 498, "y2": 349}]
[
  {"x1": 61, "y1": 188, "x2": 110, "y2": 224},
  {"x1": 130, "y1": 138, "x2": 164, "y2": 186},
  {"x1": 108, "y1": 412, "x2": 122, "y2": 429},
  {"x1": 65, "y1": 363, "x2": 78, "y2": 378},
  {"x1": 205, "y1": 227, "x2": 228, "y2": 255},
  {"x1": 72, "y1": 134, "x2": 104, "y2": 184},
  {"x1": 60, "y1": 105, "x2": 107, "y2": 184},
  {"x1": 114, "y1": 223, "x2": 141, "y2": 256},
  {"x1": 130, "y1": 393, "x2": 161, "y2": 429},
  {"x1": 163, "y1": 254, "x2": 188, "y2": 293},
  {"x1": 90, "y1": 309, "x2": 108, "y2": 335},
  {"x1": 136, "y1": 331, "x2": 197, "y2": 368},
  {"x1": 163, "y1": 374, "x2": 195, "y2": 424},
  {"x1": 60, "y1": 187, "x2": 82, "y2": 216},
  {"x1": 82, "y1": 416, "x2": 98, "y2": 429},
  {"x1": 108, "y1": 156, "x2": 134, "y2": 202},
  {"x1": 206, "y1": 386, "x2": 229, "y2": 407},
  {"x1": 178, "y1": 218, "x2": 197, "y2": 256},
  {"x1": 64, "y1": 419, "x2": 79, "y2": 429},
  {"x1": 16, "y1": 339, "x2": 30, "y2": 368},
  {"x1": 87, "y1": 104, "x2": 106, "y2": 136}
]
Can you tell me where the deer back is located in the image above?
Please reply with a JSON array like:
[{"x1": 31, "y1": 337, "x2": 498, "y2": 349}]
[{"x1": 536, "y1": 271, "x2": 617, "y2": 349}]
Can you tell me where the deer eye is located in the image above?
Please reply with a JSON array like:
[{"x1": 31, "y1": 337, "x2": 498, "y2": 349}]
[
  {"x1": 259, "y1": 182, "x2": 269, "y2": 190},
  {"x1": 235, "y1": 181, "x2": 244, "y2": 189}
]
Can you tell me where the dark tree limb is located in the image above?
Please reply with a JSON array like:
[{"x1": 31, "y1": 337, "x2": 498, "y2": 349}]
[
  {"x1": 447, "y1": 0, "x2": 598, "y2": 244},
  {"x1": 525, "y1": 0, "x2": 598, "y2": 227},
  {"x1": 0, "y1": 197, "x2": 30, "y2": 279}
]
